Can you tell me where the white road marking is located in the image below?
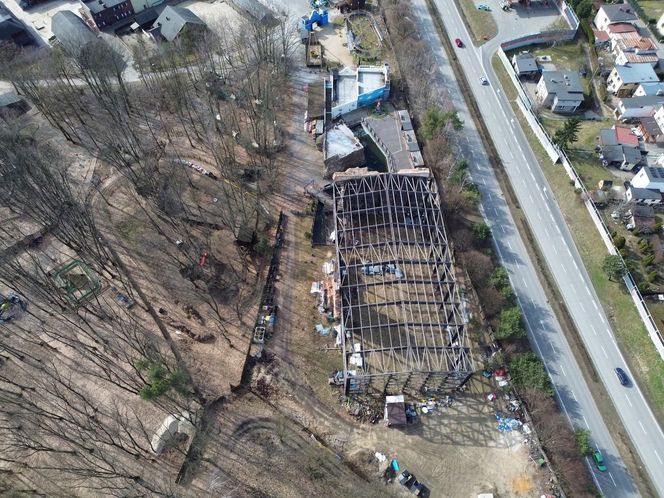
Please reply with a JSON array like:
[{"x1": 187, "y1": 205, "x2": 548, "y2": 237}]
[
  {"x1": 552, "y1": 244, "x2": 558, "y2": 255},
  {"x1": 507, "y1": 240, "x2": 513, "y2": 250},
  {"x1": 522, "y1": 276, "x2": 528, "y2": 288},
  {"x1": 573, "y1": 260, "x2": 579, "y2": 270},
  {"x1": 560, "y1": 364, "x2": 566, "y2": 377},
  {"x1": 639, "y1": 421, "x2": 647, "y2": 435},
  {"x1": 592, "y1": 301, "x2": 598, "y2": 311},
  {"x1": 609, "y1": 472, "x2": 617, "y2": 487},
  {"x1": 482, "y1": 177, "x2": 486, "y2": 185},
  {"x1": 501, "y1": 224, "x2": 506, "y2": 233},
  {"x1": 591, "y1": 324, "x2": 598, "y2": 336},
  {"x1": 625, "y1": 393, "x2": 633, "y2": 407},
  {"x1": 580, "y1": 303, "x2": 586, "y2": 313},
  {"x1": 582, "y1": 414, "x2": 589, "y2": 428},
  {"x1": 601, "y1": 346, "x2": 608, "y2": 359},
  {"x1": 537, "y1": 210, "x2": 542, "y2": 221},
  {"x1": 655, "y1": 449, "x2": 663, "y2": 464},
  {"x1": 600, "y1": 315, "x2": 606, "y2": 324},
  {"x1": 529, "y1": 194, "x2": 534, "y2": 203}
]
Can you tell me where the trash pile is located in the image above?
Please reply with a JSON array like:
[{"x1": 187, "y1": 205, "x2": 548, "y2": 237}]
[
  {"x1": 340, "y1": 395, "x2": 381, "y2": 424},
  {"x1": 495, "y1": 411, "x2": 523, "y2": 432}
]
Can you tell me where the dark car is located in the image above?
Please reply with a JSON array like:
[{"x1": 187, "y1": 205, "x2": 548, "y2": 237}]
[
  {"x1": 615, "y1": 367, "x2": 629, "y2": 386},
  {"x1": 398, "y1": 470, "x2": 428, "y2": 496},
  {"x1": 455, "y1": 38, "x2": 463, "y2": 48}
]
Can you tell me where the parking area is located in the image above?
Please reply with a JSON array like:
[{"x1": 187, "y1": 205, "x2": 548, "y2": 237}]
[{"x1": 482, "y1": 0, "x2": 562, "y2": 41}]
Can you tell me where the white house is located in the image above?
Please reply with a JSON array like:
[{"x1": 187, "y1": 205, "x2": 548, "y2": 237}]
[
  {"x1": 594, "y1": 4, "x2": 637, "y2": 31},
  {"x1": 607, "y1": 64, "x2": 659, "y2": 97},
  {"x1": 535, "y1": 71, "x2": 584, "y2": 114},
  {"x1": 626, "y1": 186, "x2": 662, "y2": 205},
  {"x1": 613, "y1": 95, "x2": 664, "y2": 120},
  {"x1": 631, "y1": 165, "x2": 664, "y2": 190},
  {"x1": 634, "y1": 82, "x2": 664, "y2": 96},
  {"x1": 658, "y1": 12, "x2": 664, "y2": 37}
]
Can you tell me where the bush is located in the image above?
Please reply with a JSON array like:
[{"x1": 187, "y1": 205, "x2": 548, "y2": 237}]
[
  {"x1": 647, "y1": 270, "x2": 659, "y2": 283},
  {"x1": 471, "y1": 221, "x2": 491, "y2": 245},
  {"x1": 642, "y1": 254, "x2": 655, "y2": 267},
  {"x1": 574, "y1": 428, "x2": 593, "y2": 456},
  {"x1": 638, "y1": 281, "x2": 650, "y2": 293},
  {"x1": 509, "y1": 352, "x2": 553, "y2": 395},
  {"x1": 613, "y1": 235, "x2": 626, "y2": 250},
  {"x1": 489, "y1": 267, "x2": 510, "y2": 289},
  {"x1": 304, "y1": 230, "x2": 312, "y2": 240},
  {"x1": 135, "y1": 359, "x2": 189, "y2": 400},
  {"x1": 496, "y1": 306, "x2": 526, "y2": 340}
]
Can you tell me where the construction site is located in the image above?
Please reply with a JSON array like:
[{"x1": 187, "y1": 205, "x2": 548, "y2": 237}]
[{"x1": 331, "y1": 169, "x2": 473, "y2": 395}]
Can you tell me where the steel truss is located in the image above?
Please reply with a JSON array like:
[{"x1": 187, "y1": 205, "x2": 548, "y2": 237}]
[{"x1": 332, "y1": 172, "x2": 473, "y2": 395}]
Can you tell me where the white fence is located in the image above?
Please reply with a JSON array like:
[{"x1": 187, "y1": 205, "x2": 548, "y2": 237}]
[{"x1": 496, "y1": 50, "x2": 664, "y2": 361}]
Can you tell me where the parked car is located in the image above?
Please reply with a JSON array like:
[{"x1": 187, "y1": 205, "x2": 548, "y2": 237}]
[
  {"x1": 455, "y1": 38, "x2": 463, "y2": 48},
  {"x1": 478, "y1": 4, "x2": 491, "y2": 10},
  {"x1": 398, "y1": 470, "x2": 428, "y2": 496},
  {"x1": 593, "y1": 450, "x2": 607, "y2": 472},
  {"x1": 615, "y1": 367, "x2": 629, "y2": 386},
  {"x1": 479, "y1": 77, "x2": 489, "y2": 85}
]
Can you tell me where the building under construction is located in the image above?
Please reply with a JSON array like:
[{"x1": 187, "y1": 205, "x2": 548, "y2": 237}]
[{"x1": 332, "y1": 169, "x2": 473, "y2": 395}]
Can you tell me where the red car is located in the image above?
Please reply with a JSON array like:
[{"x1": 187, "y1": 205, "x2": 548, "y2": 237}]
[{"x1": 455, "y1": 38, "x2": 463, "y2": 48}]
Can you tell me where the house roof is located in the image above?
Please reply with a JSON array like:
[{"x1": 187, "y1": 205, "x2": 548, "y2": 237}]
[
  {"x1": 601, "y1": 144, "x2": 642, "y2": 165},
  {"x1": 600, "y1": 126, "x2": 640, "y2": 146},
  {"x1": 628, "y1": 186, "x2": 661, "y2": 200},
  {"x1": 82, "y1": 0, "x2": 127, "y2": 15},
  {"x1": 229, "y1": 0, "x2": 279, "y2": 25},
  {"x1": 51, "y1": 11, "x2": 98, "y2": 54},
  {"x1": 0, "y1": 92, "x2": 24, "y2": 107},
  {"x1": 607, "y1": 22, "x2": 637, "y2": 34},
  {"x1": 618, "y1": 95, "x2": 664, "y2": 109},
  {"x1": 641, "y1": 165, "x2": 664, "y2": 182},
  {"x1": 512, "y1": 52, "x2": 538, "y2": 73},
  {"x1": 613, "y1": 63, "x2": 659, "y2": 84},
  {"x1": 597, "y1": 4, "x2": 638, "y2": 24},
  {"x1": 540, "y1": 70, "x2": 583, "y2": 100},
  {"x1": 0, "y1": 2, "x2": 33, "y2": 45},
  {"x1": 153, "y1": 6, "x2": 205, "y2": 42},
  {"x1": 634, "y1": 204, "x2": 655, "y2": 218},
  {"x1": 594, "y1": 30, "x2": 610, "y2": 42},
  {"x1": 636, "y1": 82, "x2": 664, "y2": 96},
  {"x1": 615, "y1": 33, "x2": 656, "y2": 51},
  {"x1": 639, "y1": 117, "x2": 663, "y2": 136}
]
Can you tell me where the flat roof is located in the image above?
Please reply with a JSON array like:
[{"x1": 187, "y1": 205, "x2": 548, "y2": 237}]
[{"x1": 332, "y1": 172, "x2": 473, "y2": 394}]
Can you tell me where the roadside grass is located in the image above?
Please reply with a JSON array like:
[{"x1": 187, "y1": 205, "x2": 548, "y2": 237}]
[
  {"x1": 458, "y1": 0, "x2": 497, "y2": 45},
  {"x1": 492, "y1": 54, "x2": 664, "y2": 423}
]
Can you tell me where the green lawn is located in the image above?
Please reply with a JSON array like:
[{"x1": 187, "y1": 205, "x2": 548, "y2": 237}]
[
  {"x1": 525, "y1": 43, "x2": 587, "y2": 72},
  {"x1": 458, "y1": 0, "x2": 497, "y2": 45},
  {"x1": 637, "y1": 0, "x2": 663, "y2": 22},
  {"x1": 492, "y1": 54, "x2": 664, "y2": 422}
]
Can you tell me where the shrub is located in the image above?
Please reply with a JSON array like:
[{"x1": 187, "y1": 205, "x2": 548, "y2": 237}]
[
  {"x1": 642, "y1": 254, "x2": 655, "y2": 267},
  {"x1": 574, "y1": 428, "x2": 593, "y2": 456},
  {"x1": 613, "y1": 235, "x2": 626, "y2": 249},
  {"x1": 496, "y1": 307, "x2": 526, "y2": 340},
  {"x1": 471, "y1": 221, "x2": 491, "y2": 245},
  {"x1": 304, "y1": 230, "x2": 312, "y2": 240},
  {"x1": 135, "y1": 359, "x2": 189, "y2": 400},
  {"x1": 647, "y1": 270, "x2": 658, "y2": 283},
  {"x1": 638, "y1": 281, "x2": 650, "y2": 293},
  {"x1": 509, "y1": 352, "x2": 553, "y2": 396},
  {"x1": 489, "y1": 267, "x2": 510, "y2": 289}
]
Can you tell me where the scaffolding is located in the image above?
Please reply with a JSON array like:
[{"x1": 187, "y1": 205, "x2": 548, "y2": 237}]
[{"x1": 332, "y1": 171, "x2": 473, "y2": 395}]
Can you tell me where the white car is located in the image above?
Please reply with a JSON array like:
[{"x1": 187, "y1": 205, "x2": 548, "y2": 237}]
[{"x1": 479, "y1": 77, "x2": 489, "y2": 85}]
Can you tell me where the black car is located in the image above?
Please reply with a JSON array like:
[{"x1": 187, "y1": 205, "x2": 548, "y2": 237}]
[
  {"x1": 615, "y1": 367, "x2": 629, "y2": 386},
  {"x1": 398, "y1": 470, "x2": 429, "y2": 496}
]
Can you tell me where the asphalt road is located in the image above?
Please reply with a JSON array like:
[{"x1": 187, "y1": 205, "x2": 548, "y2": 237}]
[{"x1": 412, "y1": 0, "x2": 664, "y2": 496}]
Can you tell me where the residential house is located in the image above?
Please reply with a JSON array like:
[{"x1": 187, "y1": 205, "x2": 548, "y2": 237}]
[
  {"x1": 330, "y1": 65, "x2": 390, "y2": 119},
  {"x1": 625, "y1": 185, "x2": 662, "y2": 205},
  {"x1": 613, "y1": 35, "x2": 659, "y2": 67},
  {"x1": 130, "y1": 0, "x2": 164, "y2": 15},
  {"x1": 598, "y1": 126, "x2": 645, "y2": 171},
  {"x1": 535, "y1": 70, "x2": 584, "y2": 114},
  {"x1": 607, "y1": 64, "x2": 659, "y2": 97},
  {"x1": 594, "y1": 4, "x2": 637, "y2": 32},
  {"x1": 613, "y1": 95, "x2": 664, "y2": 120},
  {"x1": 511, "y1": 52, "x2": 539, "y2": 78},
  {"x1": 80, "y1": 0, "x2": 135, "y2": 29},
  {"x1": 593, "y1": 29, "x2": 610, "y2": 49},
  {"x1": 658, "y1": 12, "x2": 664, "y2": 37},
  {"x1": 51, "y1": 11, "x2": 98, "y2": 56},
  {"x1": 0, "y1": 1, "x2": 34, "y2": 45},
  {"x1": 632, "y1": 165, "x2": 664, "y2": 191},
  {"x1": 633, "y1": 82, "x2": 664, "y2": 96},
  {"x1": 151, "y1": 6, "x2": 205, "y2": 42},
  {"x1": 638, "y1": 116, "x2": 664, "y2": 143}
]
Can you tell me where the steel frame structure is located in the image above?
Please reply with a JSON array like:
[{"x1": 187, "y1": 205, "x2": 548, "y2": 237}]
[{"x1": 332, "y1": 171, "x2": 473, "y2": 395}]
